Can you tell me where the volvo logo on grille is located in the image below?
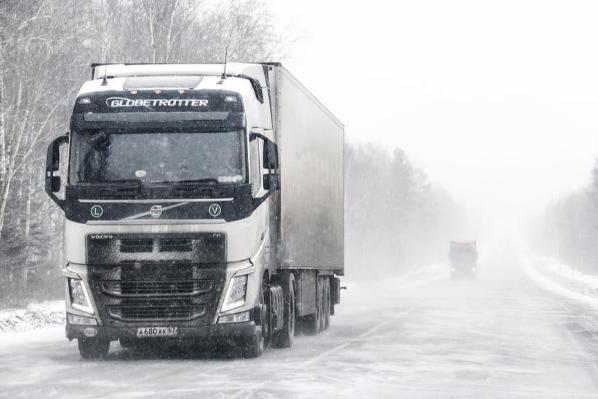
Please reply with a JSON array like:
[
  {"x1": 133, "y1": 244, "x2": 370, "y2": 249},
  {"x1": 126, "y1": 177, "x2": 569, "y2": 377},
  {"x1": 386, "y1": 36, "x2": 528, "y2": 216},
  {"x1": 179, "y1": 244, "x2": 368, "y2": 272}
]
[{"x1": 150, "y1": 205, "x2": 163, "y2": 218}]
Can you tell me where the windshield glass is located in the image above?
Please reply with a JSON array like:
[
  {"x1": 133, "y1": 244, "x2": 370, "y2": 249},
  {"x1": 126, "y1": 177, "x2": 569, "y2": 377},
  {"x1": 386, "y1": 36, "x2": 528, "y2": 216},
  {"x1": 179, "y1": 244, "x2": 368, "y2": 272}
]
[{"x1": 69, "y1": 130, "x2": 246, "y2": 184}]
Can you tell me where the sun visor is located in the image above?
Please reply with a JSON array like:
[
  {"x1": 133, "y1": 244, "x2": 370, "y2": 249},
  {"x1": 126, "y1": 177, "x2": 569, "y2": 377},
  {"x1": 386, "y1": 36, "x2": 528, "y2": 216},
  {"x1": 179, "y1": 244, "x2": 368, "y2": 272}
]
[{"x1": 123, "y1": 76, "x2": 202, "y2": 90}]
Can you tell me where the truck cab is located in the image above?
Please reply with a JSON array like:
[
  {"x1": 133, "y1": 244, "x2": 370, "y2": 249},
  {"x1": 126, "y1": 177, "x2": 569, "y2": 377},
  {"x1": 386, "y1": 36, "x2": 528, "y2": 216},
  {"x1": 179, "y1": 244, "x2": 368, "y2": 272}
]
[{"x1": 449, "y1": 241, "x2": 479, "y2": 279}]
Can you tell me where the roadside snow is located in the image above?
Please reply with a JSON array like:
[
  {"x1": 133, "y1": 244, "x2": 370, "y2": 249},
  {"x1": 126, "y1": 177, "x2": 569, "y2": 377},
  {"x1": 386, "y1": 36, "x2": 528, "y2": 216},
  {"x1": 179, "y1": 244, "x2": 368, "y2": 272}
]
[
  {"x1": 0, "y1": 301, "x2": 65, "y2": 334},
  {"x1": 520, "y1": 247, "x2": 598, "y2": 308}
]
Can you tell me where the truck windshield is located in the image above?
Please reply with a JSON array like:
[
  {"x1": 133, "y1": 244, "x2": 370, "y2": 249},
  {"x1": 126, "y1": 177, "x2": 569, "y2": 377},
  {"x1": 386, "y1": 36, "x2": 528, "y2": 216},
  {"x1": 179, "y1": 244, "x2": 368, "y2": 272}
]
[{"x1": 69, "y1": 130, "x2": 246, "y2": 185}]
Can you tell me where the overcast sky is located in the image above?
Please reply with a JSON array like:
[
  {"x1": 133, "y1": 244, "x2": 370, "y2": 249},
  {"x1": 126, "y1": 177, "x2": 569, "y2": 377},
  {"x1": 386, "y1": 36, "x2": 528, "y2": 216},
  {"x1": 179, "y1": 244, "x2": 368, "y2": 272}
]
[{"x1": 265, "y1": 0, "x2": 598, "y2": 224}]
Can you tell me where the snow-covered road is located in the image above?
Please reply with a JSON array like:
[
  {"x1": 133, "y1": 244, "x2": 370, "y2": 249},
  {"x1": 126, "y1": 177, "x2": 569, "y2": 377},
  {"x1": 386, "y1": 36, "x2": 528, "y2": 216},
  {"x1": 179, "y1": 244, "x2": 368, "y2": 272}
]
[{"x1": 2, "y1": 243, "x2": 598, "y2": 398}]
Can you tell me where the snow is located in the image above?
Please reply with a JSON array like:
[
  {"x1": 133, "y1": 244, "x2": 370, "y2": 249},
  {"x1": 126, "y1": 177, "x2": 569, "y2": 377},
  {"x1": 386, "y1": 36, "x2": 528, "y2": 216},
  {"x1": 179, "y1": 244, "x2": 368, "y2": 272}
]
[
  {"x1": 2, "y1": 246, "x2": 598, "y2": 398},
  {"x1": 520, "y1": 245, "x2": 598, "y2": 308},
  {"x1": 0, "y1": 301, "x2": 65, "y2": 334}
]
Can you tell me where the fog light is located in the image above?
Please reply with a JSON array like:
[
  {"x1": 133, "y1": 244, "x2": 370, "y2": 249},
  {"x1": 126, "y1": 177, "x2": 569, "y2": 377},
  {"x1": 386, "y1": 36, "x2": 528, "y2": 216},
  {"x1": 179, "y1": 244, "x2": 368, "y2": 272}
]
[
  {"x1": 83, "y1": 327, "x2": 98, "y2": 337},
  {"x1": 218, "y1": 311, "x2": 250, "y2": 324},
  {"x1": 67, "y1": 313, "x2": 98, "y2": 326}
]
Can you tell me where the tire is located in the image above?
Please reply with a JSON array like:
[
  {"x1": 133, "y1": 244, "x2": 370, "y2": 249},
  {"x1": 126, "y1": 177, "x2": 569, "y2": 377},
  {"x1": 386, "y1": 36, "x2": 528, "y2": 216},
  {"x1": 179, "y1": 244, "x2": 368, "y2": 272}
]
[
  {"x1": 318, "y1": 279, "x2": 326, "y2": 332},
  {"x1": 272, "y1": 272, "x2": 296, "y2": 348},
  {"x1": 323, "y1": 278, "x2": 331, "y2": 330},
  {"x1": 240, "y1": 280, "x2": 268, "y2": 358},
  {"x1": 302, "y1": 277, "x2": 321, "y2": 336},
  {"x1": 241, "y1": 329, "x2": 264, "y2": 358},
  {"x1": 119, "y1": 337, "x2": 152, "y2": 352},
  {"x1": 78, "y1": 338, "x2": 110, "y2": 359}
]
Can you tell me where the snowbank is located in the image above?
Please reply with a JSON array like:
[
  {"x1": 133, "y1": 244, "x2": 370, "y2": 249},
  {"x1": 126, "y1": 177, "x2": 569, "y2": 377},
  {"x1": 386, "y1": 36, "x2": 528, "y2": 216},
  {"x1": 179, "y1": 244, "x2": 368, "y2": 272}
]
[
  {"x1": 520, "y1": 248, "x2": 598, "y2": 308},
  {"x1": 0, "y1": 301, "x2": 65, "y2": 334}
]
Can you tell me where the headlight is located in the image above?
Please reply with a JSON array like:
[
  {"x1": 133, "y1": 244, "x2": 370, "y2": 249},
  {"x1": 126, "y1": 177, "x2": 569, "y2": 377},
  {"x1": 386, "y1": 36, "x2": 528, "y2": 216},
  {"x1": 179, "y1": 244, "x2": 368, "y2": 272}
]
[
  {"x1": 221, "y1": 274, "x2": 248, "y2": 312},
  {"x1": 68, "y1": 278, "x2": 94, "y2": 314}
]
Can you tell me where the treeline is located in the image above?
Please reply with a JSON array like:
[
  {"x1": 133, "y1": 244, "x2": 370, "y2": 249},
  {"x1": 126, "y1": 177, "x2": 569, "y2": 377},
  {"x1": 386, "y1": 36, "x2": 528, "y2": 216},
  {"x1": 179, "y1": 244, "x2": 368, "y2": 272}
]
[
  {"x1": 346, "y1": 144, "x2": 462, "y2": 279},
  {"x1": 530, "y1": 161, "x2": 598, "y2": 273},
  {"x1": 0, "y1": 0, "x2": 280, "y2": 306}
]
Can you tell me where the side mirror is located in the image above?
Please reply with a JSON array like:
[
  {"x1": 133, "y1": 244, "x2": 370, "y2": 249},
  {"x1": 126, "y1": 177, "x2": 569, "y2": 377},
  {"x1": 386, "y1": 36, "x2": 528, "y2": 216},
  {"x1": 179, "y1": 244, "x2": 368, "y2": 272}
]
[
  {"x1": 249, "y1": 131, "x2": 278, "y2": 170},
  {"x1": 263, "y1": 174, "x2": 279, "y2": 191},
  {"x1": 45, "y1": 134, "x2": 69, "y2": 207},
  {"x1": 263, "y1": 140, "x2": 278, "y2": 170},
  {"x1": 51, "y1": 176, "x2": 61, "y2": 192}
]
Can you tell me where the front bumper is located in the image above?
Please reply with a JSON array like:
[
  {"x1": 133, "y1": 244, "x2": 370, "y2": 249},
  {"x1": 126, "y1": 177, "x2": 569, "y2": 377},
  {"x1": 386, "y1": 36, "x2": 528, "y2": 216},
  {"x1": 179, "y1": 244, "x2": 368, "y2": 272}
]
[{"x1": 66, "y1": 320, "x2": 258, "y2": 341}]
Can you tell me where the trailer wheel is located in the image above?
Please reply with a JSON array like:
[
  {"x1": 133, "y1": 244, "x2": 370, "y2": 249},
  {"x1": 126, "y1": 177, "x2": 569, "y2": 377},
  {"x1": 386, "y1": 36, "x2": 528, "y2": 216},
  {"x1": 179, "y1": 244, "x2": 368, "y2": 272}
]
[
  {"x1": 302, "y1": 277, "x2": 322, "y2": 335},
  {"x1": 78, "y1": 338, "x2": 110, "y2": 359},
  {"x1": 272, "y1": 272, "x2": 296, "y2": 348},
  {"x1": 318, "y1": 278, "x2": 326, "y2": 332},
  {"x1": 323, "y1": 278, "x2": 331, "y2": 330}
]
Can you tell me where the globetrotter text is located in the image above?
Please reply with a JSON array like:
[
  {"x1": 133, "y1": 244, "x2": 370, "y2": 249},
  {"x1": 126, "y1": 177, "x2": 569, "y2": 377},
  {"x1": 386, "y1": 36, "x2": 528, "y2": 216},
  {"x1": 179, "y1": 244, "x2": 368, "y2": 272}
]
[{"x1": 106, "y1": 97, "x2": 209, "y2": 108}]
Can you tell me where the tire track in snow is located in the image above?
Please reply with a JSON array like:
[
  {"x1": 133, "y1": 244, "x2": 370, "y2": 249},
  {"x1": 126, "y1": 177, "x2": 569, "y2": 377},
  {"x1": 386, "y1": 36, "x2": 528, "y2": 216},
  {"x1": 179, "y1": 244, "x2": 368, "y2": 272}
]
[{"x1": 230, "y1": 310, "x2": 411, "y2": 399}]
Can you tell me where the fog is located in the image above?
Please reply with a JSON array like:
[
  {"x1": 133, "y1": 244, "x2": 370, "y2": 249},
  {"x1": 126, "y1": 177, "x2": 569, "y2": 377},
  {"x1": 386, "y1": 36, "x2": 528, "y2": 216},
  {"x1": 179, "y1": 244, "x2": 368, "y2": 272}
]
[{"x1": 267, "y1": 0, "x2": 598, "y2": 223}]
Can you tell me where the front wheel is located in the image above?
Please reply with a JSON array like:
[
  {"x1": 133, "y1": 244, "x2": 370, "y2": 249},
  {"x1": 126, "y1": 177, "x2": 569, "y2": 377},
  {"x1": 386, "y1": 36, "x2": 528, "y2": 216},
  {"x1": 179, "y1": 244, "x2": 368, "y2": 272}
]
[
  {"x1": 241, "y1": 329, "x2": 264, "y2": 358},
  {"x1": 78, "y1": 338, "x2": 110, "y2": 359}
]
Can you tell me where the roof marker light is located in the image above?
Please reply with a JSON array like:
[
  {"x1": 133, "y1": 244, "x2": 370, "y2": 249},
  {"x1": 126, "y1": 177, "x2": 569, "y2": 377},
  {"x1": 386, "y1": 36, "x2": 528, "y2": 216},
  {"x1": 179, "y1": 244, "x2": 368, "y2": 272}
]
[
  {"x1": 130, "y1": 90, "x2": 138, "y2": 95},
  {"x1": 178, "y1": 89, "x2": 186, "y2": 94},
  {"x1": 154, "y1": 90, "x2": 162, "y2": 94},
  {"x1": 77, "y1": 97, "x2": 91, "y2": 104},
  {"x1": 224, "y1": 96, "x2": 238, "y2": 103}
]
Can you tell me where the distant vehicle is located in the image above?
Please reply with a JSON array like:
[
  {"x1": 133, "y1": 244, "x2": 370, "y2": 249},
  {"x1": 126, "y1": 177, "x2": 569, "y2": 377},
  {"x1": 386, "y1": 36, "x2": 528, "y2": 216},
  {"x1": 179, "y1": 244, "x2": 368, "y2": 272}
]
[
  {"x1": 449, "y1": 241, "x2": 478, "y2": 279},
  {"x1": 45, "y1": 63, "x2": 345, "y2": 359}
]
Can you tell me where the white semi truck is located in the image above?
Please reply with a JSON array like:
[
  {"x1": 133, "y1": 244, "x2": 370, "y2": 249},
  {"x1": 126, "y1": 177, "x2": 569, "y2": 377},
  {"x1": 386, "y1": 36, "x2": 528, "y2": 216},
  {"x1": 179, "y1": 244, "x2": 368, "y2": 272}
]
[{"x1": 45, "y1": 63, "x2": 344, "y2": 359}]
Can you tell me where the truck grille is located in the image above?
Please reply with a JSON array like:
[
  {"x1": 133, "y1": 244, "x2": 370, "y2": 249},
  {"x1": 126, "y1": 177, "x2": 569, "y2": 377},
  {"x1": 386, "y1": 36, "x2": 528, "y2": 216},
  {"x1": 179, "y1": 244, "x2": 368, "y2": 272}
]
[
  {"x1": 100, "y1": 279, "x2": 213, "y2": 297},
  {"x1": 87, "y1": 233, "x2": 226, "y2": 323},
  {"x1": 107, "y1": 301, "x2": 207, "y2": 321}
]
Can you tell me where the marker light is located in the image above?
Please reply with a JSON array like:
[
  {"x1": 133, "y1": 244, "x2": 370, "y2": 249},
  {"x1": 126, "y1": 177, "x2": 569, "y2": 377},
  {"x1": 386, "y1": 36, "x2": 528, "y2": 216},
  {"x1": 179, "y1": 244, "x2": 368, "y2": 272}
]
[
  {"x1": 77, "y1": 97, "x2": 91, "y2": 104},
  {"x1": 224, "y1": 95, "x2": 238, "y2": 102}
]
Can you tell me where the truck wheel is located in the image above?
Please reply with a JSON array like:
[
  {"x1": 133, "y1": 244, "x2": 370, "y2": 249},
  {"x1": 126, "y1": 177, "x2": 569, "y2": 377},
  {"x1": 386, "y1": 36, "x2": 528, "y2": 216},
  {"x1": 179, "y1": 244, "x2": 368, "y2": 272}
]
[
  {"x1": 241, "y1": 329, "x2": 264, "y2": 358},
  {"x1": 78, "y1": 338, "x2": 110, "y2": 359},
  {"x1": 272, "y1": 272, "x2": 296, "y2": 348},
  {"x1": 119, "y1": 337, "x2": 149, "y2": 352},
  {"x1": 323, "y1": 278, "x2": 331, "y2": 330},
  {"x1": 302, "y1": 278, "x2": 322, "y2": 336},
  {"x1": 318, "y1": 278, "x2": 326, "y2": 332}
]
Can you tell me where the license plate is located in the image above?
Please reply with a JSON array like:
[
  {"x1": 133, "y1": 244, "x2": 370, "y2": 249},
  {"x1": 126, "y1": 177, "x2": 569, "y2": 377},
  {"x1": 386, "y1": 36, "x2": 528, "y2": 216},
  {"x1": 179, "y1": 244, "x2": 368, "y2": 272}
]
[{"x1": 136, "y1": 326, "x2": 178, "y2": 337}]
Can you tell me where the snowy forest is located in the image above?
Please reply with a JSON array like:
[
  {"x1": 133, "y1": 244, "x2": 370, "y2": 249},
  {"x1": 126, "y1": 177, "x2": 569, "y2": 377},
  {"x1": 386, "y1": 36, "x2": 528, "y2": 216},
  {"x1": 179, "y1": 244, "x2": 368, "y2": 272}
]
[
  {"x1": 530, "y1": 161, "x2": 598, "y2": 273},
  {"x1": 0, "y1": 0, "x2": 459, "y2": 307}
]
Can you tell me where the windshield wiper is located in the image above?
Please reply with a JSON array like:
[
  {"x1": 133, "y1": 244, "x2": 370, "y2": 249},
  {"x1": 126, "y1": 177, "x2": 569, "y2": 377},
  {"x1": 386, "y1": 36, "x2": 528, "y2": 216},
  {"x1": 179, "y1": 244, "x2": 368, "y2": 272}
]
[
  {"x1": 150, "y1": 178, "x2": 219, "y2": 185},
  {"x1": 108, "y1": 179, "x2": 143, "y2": 184}
]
